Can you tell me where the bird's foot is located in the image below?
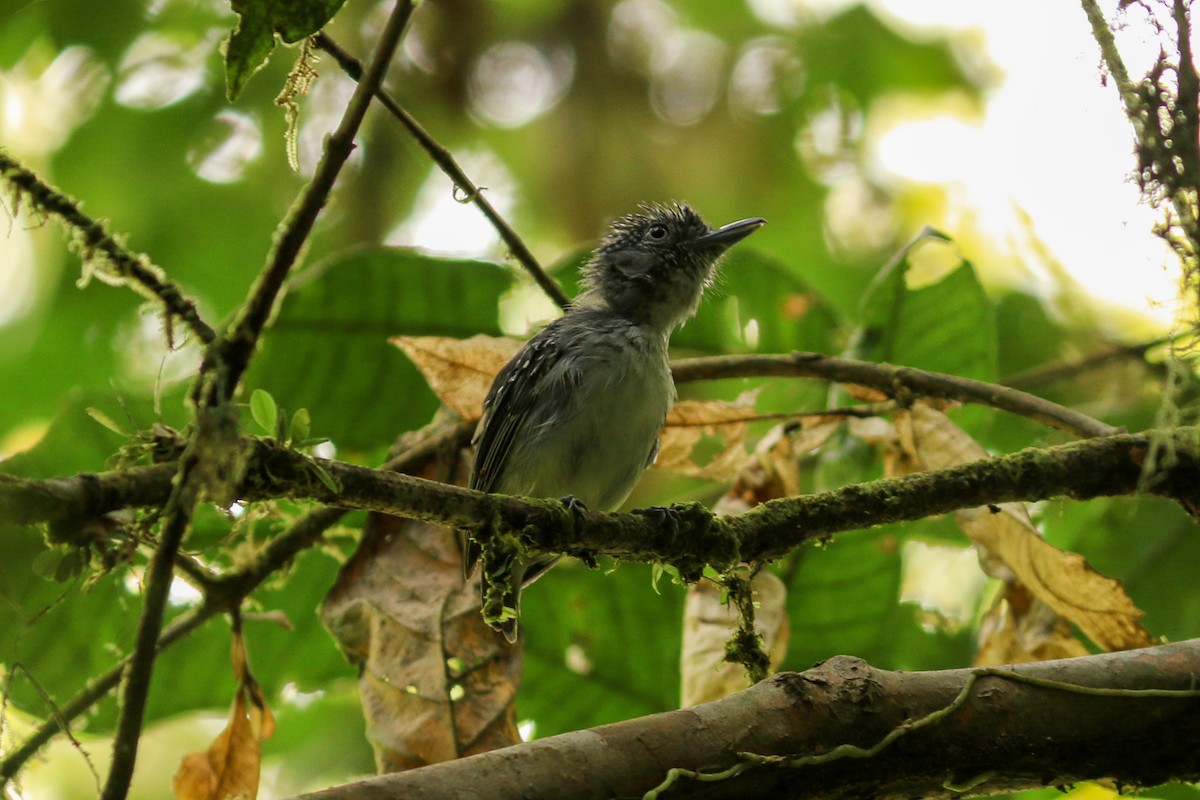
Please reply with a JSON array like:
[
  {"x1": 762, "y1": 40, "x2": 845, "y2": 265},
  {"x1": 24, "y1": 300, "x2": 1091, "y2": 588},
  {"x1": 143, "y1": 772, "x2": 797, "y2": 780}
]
[
  {"x1": 641, "y1": 505, "x2": 682, "y2": 537},
  {"x1": 558, "y1": 494, "x2": 589, "y2": 531}
]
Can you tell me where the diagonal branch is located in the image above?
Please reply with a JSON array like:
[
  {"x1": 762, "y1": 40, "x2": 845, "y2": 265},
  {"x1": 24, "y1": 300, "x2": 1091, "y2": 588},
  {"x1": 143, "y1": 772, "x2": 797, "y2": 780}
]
[
  {"x1": 671, "y1": 352, "x2": 1120, "y2": 439},
  {"x1": 205, "y1": 4, "x2": 417, "y2": 406},
  {"x1": 99, "y1": 5, "x2": 419, "y2": 798},
  {"x1": 0, "y1": 151, "x2": 216, "y2": 345},
  {"x1": 311, "y1": 32, "x2": 571, "y2": 310}
]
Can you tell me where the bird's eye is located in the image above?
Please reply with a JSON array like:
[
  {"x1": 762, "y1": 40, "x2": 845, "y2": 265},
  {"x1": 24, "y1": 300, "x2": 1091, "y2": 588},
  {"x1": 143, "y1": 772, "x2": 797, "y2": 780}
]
[{"x1": 647, "y1": 225, "x2": 668, "y2": 241}]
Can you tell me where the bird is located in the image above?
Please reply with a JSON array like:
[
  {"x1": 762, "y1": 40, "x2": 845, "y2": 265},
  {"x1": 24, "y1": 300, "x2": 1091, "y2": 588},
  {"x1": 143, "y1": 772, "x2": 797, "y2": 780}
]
[{"x1": 466, "y1": 202, "x2": 766, "y2": 642}]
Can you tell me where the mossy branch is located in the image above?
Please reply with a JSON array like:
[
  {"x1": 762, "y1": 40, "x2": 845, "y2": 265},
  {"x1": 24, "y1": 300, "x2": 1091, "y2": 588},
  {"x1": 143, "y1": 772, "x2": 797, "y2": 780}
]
[{"x1": 0, "y1": 150, "x2": 216, "y2": 345}]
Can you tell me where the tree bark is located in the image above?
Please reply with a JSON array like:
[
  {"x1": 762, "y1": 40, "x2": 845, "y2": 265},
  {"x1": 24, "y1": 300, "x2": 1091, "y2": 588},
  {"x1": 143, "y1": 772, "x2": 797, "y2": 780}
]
[{"x1": 287, "y1": 640, "x2": 1200, "y2": 800}]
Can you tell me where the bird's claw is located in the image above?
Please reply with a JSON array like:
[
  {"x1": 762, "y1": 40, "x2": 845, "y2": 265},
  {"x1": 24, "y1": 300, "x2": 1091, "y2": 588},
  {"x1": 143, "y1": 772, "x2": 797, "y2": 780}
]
[
  {"x1": 558, "y1": 495, "x2": 589, "y2": 531},
  {"x1": 642, "y1": 505, "x2": 682, "y2": 537}
]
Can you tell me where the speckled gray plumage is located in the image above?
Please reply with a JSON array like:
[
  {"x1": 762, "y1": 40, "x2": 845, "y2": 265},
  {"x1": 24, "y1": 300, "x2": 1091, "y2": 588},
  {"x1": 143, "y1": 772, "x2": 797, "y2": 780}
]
[{"x1": 466, "y1": 203, "x2": 765, "y2": 642}]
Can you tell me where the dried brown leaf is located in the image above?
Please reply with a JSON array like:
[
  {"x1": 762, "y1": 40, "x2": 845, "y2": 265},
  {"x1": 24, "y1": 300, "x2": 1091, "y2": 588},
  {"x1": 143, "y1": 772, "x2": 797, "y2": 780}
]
[
  {"x1": 974, "y1": 585, "x2": 1090, "y2": 666},
  {"x1": 656, "y1": 392, "x2": 758, "y2": 481},
  {"x1": 321, "y1": 512, "x2": 520, "y2": 771},
  {"x1": 173, "y1": 632, "x2": 273, "y2": 800},
  {"x1": 391, "y1": 334, "x2": 520, "y2": 420}
]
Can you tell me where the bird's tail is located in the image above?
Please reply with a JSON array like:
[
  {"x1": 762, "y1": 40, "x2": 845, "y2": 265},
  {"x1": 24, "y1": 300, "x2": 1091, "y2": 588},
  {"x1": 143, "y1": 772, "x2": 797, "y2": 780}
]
[
  {"x1": 481, "y1": 551, "x2": 524, "y2": 643},
  {"x1": 479, "y1": 552, "x2": 561, "y2": 643}
]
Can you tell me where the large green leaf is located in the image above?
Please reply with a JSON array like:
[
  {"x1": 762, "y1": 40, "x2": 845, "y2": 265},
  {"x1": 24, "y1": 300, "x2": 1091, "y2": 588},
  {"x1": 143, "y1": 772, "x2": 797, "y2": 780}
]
[
  {"x1": 246, "y1": 248, "x2": 512, "y2": 455},
  {"x1": 856, "y1": 230, "x2": 997, "y2": 384},
  {"x1": 780, "y1": 523, "x2": 974, "y2": 674},
  {"x1": 517, "y1": 562, "x2": 683, "y2": 736}
]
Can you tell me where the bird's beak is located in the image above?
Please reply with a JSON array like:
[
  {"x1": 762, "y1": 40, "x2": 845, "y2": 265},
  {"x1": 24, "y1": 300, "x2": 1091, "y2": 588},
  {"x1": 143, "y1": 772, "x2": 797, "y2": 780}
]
[{"x1": 696, "y1": 217, "x2": 767, "y2": 250}]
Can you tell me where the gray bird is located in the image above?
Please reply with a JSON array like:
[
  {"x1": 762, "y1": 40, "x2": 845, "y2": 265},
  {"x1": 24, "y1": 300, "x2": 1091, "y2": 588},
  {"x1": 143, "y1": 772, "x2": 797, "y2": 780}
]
[{"x1": 466, "y1": 202, "x2": 765, "y2": 642}]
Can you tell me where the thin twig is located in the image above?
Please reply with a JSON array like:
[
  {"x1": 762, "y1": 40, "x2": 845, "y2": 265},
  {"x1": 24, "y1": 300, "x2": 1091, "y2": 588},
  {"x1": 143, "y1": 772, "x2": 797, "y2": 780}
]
[
  {"x1": 1001, "y1": 338, "x2": 1171, "y2": 390},
  {"x1": 205, "y1": 4, "x2": 416, "y2": 406},
  {"x1": 312, "y1": 32, "x2": 571, "y2": 310},
  {"x1": 0, "y1": 604, "x2": 208, "y2": 788},
  {"x1": 100, "y1": 451, "x2": 201, "y2": 800},
  {"x1": 671, "y1": 352, "x2": 1120, "y2": 439},
  {"x1": 0, "y1": 151, "x2": 216, "y2": 345},
  {"x1": 98, "y1": 6, "x2": 419, "y2": 798}
]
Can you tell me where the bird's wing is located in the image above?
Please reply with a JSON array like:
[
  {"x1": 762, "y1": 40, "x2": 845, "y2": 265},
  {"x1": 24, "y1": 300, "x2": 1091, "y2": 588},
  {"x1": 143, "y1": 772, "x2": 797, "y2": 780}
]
[
  {"x1": 463, "y1": 327, "x2": 566, "y2": 579},
  {"x1": 470, "y1": 328, "x2": 564, "y2": 493}
]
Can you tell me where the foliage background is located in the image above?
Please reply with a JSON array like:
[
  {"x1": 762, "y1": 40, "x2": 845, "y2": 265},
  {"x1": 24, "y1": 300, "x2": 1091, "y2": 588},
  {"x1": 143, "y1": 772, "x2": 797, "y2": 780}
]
[{"x1": 0, "y1": 1, "x2": 1195, "y2": 798}]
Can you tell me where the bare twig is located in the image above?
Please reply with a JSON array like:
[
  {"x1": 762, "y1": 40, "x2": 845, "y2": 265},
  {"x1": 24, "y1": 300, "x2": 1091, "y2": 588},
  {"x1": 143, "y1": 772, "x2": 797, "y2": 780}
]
[
  {"x1": 0, "y1": 151, "x2": 216, "y2": 345},
  {"x1": 100, "y1": 450, "x2": 202, "y2": 800},
  {"x1": 312, "y1": 32, "x2": 571, "y2": 310},
  {"x1": 1001, "y1": 337, "x2": 1172, "y2": 389},
  {"x1": 671, "y1": 352, "x2": 1121, "y2": 439}
]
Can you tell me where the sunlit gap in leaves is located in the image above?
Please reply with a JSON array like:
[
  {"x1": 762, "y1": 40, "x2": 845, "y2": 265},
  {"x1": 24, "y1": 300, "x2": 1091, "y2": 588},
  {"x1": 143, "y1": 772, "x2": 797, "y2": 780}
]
[
  {"x1": 113, "y1": 306, "x2": 204, "y2": 394},
  {"x1": 468, "y1": 42, "x2": 575, "y2": 128},
  {"x1": 115, "y1": 29, "x2": 219, "y2": 110},
  {"x1": 746, "y1": 0, "x2": 869, "y2": 27},
  {"x1": 281, "y1": 681, "x2": 325, "y2": 709},
  {"x1": 608, "y1": 0, "x2": 719, "y2": 126},
  {"x1": 898, "y1": 540, "x2": 989, "y2": 633},
  {"x1": 0, "y1": 222, "x2": 38, "y2": 328},
  {"x1": 187, "y1": 110, "x2": 264, "y2": 184},
  {"x1": 296, "y1": 72, "x2": 360, "y2": 177},
  {"x1": 728, "y1": 37, "x2": 805, "y2": 117},
  {"x1": 122, "y1": 569, "x2": 203, "y2": 607},
  {"x1": 860, "y1": 1, "x2": 1178, "y2": 329},
  {"x1": 0, "y1": 45, "x2": 108, "y2": 158},
  {"x1": 385, "y1": 149, "x2": 515, "y2": 259}
]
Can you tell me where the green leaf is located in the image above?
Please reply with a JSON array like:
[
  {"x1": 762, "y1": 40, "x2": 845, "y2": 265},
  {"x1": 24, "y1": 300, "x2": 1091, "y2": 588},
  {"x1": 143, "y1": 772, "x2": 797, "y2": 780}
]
[
  {"x1": 518, "y1": 563, "x2": 683, "y2": 736},
  {"x1": 855, "y1": 229, "x2": 998, "y2": 384},
  {"x1": 31, "y1": 548, "x2": 62, "y2": 579},
  {"x1": 85, "y1": 406, "x2": 129, "y2": 436},
  {"x1": 250, "y1": 388, "x2": 279, "y2": 436},
  {"x1": 290, "y1": 407, "x2": 311, "y2": 445},
  {"x1": 224, "y1": 0, "x2": 348, "y2": 99},
  {"x1": 246, "y1": 248, "x2": 511, "y2": 454}
]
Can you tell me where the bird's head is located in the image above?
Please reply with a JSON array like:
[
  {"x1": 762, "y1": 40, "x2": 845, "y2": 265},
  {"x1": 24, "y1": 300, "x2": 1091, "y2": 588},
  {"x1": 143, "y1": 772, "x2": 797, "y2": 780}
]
[{"x1": 579, "y1": 203, "x2": 766, "y2": 333}]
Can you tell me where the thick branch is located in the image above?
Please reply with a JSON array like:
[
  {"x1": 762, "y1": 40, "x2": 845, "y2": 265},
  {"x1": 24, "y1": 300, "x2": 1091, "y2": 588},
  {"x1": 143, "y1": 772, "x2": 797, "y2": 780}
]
[
  {"x1": 311, "y1": 33, "x2": 571, "y2": 310},
  {"x1": 671, "y1": 352, "x2": 1120, "y2": 439},
  {"x1": 0, "y1": 151, "x2": 216, "y2": 344},
  {"x1": 286, "y1": 640, "x2": 1200, "y2": 800},
  {"x1": 8, "y1": 428, "x2": 1198, "y2": 576}
]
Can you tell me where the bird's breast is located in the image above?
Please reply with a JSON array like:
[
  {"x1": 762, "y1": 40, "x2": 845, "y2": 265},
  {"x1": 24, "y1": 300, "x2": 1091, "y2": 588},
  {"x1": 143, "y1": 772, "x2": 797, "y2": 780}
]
[{"x1": 499, "y1": 325, "x2": 672, "y2": 511}]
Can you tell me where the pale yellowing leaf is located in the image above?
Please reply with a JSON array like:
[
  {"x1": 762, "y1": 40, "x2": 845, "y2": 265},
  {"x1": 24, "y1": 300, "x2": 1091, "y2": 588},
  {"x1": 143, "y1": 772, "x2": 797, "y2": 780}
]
[
  {"x1": 900, "y1": 403, "x2": 1153, "y2": 652},
  {"x1": 680, "y1": 571, "x2": 789, "y2": 707}
]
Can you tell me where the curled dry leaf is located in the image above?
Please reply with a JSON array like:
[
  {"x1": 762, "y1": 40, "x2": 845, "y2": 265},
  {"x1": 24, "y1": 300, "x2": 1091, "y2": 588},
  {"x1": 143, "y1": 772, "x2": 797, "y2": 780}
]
[
  {"x1": 974, "y1": 584, "x2": 1090, "y2": 666},
  {"x1": 896, "y1": 403, "x2": 1153, "y2": 653},
  {"x1": 321, "y1": 512, "x2": 521, "y2": 770},
  {"x1": 173, "y1": 632, "x2": 274, "y2": 800}
]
